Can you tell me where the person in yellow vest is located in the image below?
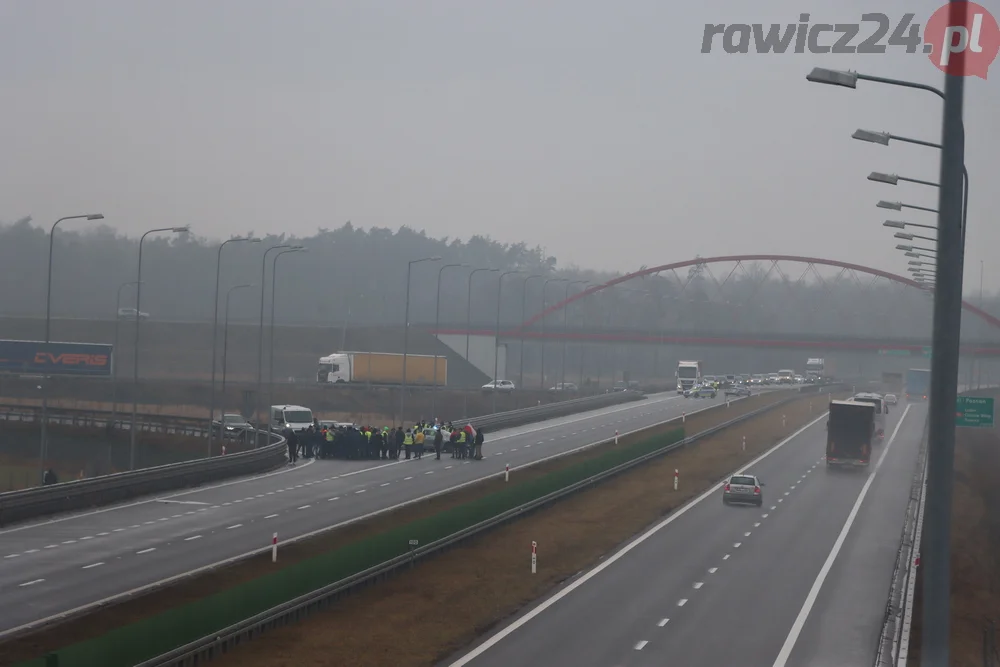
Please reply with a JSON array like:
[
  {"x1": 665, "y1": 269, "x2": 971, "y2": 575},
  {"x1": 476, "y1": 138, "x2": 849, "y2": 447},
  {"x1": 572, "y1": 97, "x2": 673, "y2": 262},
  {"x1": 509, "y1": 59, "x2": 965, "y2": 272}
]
[
  {"x1": 323, "y1": 427, "x2": 334, "y2": 459},
  {"x1": 403, "y1": 429, "x2": 415, "y2": 459},
  {"x1": 414, "y1": 429, "x2": 425, "y2": 459},
  {"x1": 457, "y1": 428, "x2": 468, "y2": 459}
]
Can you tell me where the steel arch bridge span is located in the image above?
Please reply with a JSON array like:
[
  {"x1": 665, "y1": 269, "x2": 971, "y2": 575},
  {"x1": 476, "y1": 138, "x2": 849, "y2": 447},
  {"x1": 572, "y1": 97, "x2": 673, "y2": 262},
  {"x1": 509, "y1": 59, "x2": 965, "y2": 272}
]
[{"x1": 519, "y1": 254, "x2": 1000, "y2": 332}]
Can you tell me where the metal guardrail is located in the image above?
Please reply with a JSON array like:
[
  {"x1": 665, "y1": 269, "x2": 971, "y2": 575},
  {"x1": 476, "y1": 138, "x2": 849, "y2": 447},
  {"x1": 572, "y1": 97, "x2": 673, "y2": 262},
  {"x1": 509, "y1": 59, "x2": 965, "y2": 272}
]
[
  {"x1": 0, "y1": 403, "x2": 211, "y2": 437},
  {"x1": 0, "y1": 391, "x2": 644, "y2": 527},
  {"x1": 0, "y1": 430, "x2": 286, "y2": 527},
  {"x1": 137, "y1": 383, "x2": 842, "y2": 667}
]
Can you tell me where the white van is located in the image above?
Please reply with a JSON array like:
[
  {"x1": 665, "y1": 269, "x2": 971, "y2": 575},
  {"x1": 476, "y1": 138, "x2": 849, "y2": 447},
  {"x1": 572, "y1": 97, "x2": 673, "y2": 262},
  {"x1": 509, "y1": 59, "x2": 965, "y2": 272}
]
[{"x1": 270, "y1": 405, "x2": 314, "y2": 433}]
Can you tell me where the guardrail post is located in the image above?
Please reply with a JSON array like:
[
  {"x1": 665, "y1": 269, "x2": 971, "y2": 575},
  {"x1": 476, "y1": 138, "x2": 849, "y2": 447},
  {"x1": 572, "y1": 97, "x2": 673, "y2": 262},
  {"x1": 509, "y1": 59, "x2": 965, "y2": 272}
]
[
  {"x1": 272, "y1": 533, "x2": 278, "y2": 563},
  {"x1": 682, "y1": 412, "x2": 686, "y2": 423},
  {"x1": 505, "y1": 464, "x2": 509, "y2": 483},
  {"x1": 742, "y1": 436, "x2": 746, "y2": 452},
  {"x1": 531, "y1": 541, "x2": 537, "y2": 574},
  {"x1": 615, "y1": 430, "x2": 619, "y2": 444},
  {"x1": 673, "y1": 469, "x2": 679, "y2": 491}
]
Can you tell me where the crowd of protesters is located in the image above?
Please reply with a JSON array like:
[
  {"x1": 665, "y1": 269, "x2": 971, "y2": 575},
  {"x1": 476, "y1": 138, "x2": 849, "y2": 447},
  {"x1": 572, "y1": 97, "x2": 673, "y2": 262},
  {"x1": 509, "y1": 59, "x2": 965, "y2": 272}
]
[{"x1": 282, "y1": 419, "x2": 486, "y2": 464}]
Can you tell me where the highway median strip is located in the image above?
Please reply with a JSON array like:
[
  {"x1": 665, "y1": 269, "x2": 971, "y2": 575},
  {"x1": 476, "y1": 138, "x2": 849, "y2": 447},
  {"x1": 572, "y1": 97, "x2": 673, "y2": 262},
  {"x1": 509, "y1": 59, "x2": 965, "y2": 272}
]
[{"x1": 0, "y1": 389, "x2": 825, "y2": 667}]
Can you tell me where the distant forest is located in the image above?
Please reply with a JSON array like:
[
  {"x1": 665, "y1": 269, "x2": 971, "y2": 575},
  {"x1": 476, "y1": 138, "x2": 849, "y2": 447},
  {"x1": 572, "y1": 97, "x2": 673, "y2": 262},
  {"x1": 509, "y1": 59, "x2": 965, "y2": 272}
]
[{"x1": 0, "y1": 217, "x2": 991, "y2": 339}]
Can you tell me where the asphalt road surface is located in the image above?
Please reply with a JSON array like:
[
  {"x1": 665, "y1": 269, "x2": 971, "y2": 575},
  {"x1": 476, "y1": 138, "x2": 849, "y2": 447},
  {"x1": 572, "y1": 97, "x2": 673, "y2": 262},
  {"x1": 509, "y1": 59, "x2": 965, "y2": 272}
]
[
  {"x1": 447, "y1": 400, "x2": 926, "y2": 667},
  {"x1": 0, "y1": 389, "x2": 760, "y2": 637}
]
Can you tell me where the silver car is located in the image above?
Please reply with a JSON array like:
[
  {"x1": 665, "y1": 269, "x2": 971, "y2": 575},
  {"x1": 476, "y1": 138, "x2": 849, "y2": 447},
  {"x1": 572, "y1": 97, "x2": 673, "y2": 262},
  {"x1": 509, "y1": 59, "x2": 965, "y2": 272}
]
[{"x1": 722, "y1": 473, "x2": 764, "y2": 507}]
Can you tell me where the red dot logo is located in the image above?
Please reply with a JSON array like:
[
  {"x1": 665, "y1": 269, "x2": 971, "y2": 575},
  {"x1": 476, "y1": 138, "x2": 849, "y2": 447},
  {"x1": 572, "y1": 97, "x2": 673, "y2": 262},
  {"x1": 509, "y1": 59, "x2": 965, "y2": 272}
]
[{"x1": 925, "y1": 1, "x2": 1000, "y2": 78}]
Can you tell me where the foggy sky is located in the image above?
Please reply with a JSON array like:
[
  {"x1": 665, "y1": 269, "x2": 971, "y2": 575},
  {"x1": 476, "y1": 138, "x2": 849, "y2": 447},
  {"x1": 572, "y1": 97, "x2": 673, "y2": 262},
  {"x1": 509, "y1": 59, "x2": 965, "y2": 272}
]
[{"x1": 2, "y1": 0, "x2": 997, "y2": 290}]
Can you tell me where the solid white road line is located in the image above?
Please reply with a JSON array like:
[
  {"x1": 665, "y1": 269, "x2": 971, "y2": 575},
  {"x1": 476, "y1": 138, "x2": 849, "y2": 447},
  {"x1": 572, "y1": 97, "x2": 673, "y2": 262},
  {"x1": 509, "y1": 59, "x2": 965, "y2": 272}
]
[
  {"x1": 19, "y1": 579, "x2": 44, "y2": 587},
  {"x1": 770, "y1": 404, "x2": 911, "y2": 667},
  {"x1": 447, "y1": 410, "x2": 829, "y2": 667}
]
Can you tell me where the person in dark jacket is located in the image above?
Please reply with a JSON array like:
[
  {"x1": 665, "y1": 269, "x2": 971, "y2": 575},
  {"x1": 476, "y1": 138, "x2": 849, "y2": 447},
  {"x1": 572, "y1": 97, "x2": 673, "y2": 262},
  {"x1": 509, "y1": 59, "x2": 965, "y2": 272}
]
[
  {"x1": 474, "y1": 427, "x2": 485, "y2": 460},
  {"x1": 394, "y1": 427, "x2": 405, "y2": 460},
  {"x1": 42, "y1": 468, "x2": 58, "y2": 485},
  {"x1": 434, "y1": 427, "x2": 444, "y2": 460},
  {"x1": 284, "y1": 428, "x2": 298, "y2": 464}
]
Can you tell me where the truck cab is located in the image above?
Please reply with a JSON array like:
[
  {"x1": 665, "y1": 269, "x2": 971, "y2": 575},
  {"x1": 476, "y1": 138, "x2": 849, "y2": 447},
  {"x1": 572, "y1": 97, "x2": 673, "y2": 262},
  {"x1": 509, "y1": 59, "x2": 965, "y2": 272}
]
[
  {"x1": 317, "y1": 353, "x2": 349, "y2": 383},
  {"x1": 676, "y1": 361, "x2": 702, "y2": 393}
]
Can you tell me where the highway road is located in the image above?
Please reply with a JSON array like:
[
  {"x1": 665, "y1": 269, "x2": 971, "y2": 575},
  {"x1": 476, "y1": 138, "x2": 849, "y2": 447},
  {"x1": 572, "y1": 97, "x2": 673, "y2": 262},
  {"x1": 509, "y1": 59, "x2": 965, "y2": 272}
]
[
  {"x1": 0, "y1": 389, "x2": 756, "y2": 637},
  {"x1": 447, "y1": 400, "x2": 926, "y2": 667}
]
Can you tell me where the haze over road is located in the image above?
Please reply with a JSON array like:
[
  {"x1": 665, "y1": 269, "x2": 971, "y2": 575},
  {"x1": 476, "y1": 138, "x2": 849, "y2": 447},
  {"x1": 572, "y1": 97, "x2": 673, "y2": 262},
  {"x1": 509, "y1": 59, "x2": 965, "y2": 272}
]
[
  {"x1": 447, "y1": 402, "x2": 925, "y2": 667},
  {"x1": 0, "y1": 390, "x2": 753, "y2": 637}
]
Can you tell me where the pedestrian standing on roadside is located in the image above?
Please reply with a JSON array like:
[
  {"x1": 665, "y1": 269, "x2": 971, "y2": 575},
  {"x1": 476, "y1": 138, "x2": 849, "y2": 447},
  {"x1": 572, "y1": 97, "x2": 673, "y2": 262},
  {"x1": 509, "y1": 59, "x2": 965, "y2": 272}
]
[
  {"x1": 284, "y1": 427, "x2": 298, "y2": 464},
  {"x1": 434, "y1": 427, "x2": 444, "y2": 460},
  {"x1": 474, "y1": 427, "x2": 485, "y2": 460}
]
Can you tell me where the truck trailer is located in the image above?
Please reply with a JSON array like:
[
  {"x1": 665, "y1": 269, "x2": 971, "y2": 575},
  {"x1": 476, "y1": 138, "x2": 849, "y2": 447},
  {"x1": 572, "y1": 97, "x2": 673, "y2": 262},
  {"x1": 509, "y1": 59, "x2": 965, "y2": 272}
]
[
  {"x1": 317, "y1": 352, "x2": 447, "y2": 386},
  {"x1": 905, "y1": 368, "x2": 930, "y2": 401},
  {"x1": 827, "y1": 399, "x2": 875, "y2": 468}
]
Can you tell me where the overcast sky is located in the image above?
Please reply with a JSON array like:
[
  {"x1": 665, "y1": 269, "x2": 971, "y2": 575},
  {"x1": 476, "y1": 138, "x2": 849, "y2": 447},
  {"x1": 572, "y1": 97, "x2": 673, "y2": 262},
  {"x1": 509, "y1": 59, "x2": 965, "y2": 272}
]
[{"x1": 2, "y1": 0, "x2": 997, "y2": 290}]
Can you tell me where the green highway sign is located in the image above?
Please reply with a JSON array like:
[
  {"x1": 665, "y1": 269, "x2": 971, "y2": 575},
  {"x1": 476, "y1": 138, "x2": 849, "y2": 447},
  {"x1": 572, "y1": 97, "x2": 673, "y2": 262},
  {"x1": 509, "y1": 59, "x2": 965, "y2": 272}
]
[{"x1": 956, "y1": 395, "x2": 995, "y2": 428}]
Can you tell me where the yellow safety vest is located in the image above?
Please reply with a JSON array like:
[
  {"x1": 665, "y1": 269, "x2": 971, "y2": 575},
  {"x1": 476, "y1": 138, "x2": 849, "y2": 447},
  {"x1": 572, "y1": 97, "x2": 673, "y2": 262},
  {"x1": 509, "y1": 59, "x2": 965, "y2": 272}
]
[
  {"x1": 458, "y1": 432, "x2": 466, "y2": 443},
  {"x1": 366, "y1": 430, "x2": 372, "y2": 441},
  {"x1": 404, "y1": 434, "x2": 414, "y2": 445},
  {"x1": 325, "y1": 431, "x2": 333, "y2": 442}
]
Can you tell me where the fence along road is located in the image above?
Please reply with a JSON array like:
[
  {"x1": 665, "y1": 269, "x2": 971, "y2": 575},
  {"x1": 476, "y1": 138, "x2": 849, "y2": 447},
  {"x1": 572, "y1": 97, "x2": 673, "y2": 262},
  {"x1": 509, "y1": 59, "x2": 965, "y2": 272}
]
[
  {"x1": 0, "y1": 389, "x2": 751, "y2": 638},
  {"x1": 448, "y1": 402, "x2": 927, "y2": 667}
]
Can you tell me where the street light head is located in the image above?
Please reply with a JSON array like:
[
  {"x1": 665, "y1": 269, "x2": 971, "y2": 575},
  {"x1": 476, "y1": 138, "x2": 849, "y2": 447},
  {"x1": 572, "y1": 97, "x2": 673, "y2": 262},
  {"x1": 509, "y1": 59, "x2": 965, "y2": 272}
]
[
  {"x1": 86, "y1": 213, "x2": 105, "y2": 221},
  {"x1": 904, "y1": 252, "x2": 920, "y2": 258},
  {"x1": 877, "y1": 200, "x2": 903, "y2": 211},
  {"x1": 908, "y1": 260, "x2": 925, "y2": 266},
  {"x1": 852, "y1": 129, "x2": 891, "y2": 145},
  {"x1": 868, "y1": 172, "x2": 899, "y2": 185},
  {"x1": 896, "y1": 244, "x2": 914, "y2": 251},
  {"x1": 883, "y1": 220, "x2": 907, "y2": 229},
  {"x1": 806, "y1": 67, "x2": 858, "y2": 88},
  {"x1": 894, "y1": 232, "x2": 915, "y2": 241},
  {"x1": 171, "y1": 226, "x2": 190, "y2": 233}
]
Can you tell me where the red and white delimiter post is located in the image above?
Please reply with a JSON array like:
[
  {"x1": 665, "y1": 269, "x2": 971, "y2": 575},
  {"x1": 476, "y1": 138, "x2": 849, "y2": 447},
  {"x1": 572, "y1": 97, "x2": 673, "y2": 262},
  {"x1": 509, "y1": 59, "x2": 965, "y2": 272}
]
[
  {"x1": 531, "y1": 541, "x2": 537, "y2": 574},
  {"x1": 272, "y1": 532, "x2": 278, "y2": 563}
]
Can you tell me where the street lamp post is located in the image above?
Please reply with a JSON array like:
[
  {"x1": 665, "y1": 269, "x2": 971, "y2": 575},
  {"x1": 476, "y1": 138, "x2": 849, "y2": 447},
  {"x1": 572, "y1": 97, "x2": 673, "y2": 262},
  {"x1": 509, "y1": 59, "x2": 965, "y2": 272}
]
[
  {"x1": 432, "y1": 263, "x2": 468, "y2": 420},
  {"x1": 254, "y1": 244, "x2": 297, "y2": 448},
  {"x1": 111, "y1": 281, "x2": 140, "y2": 429},
  {"x1": 40, "y1": 213, "x2": 104, "y2": 479},
  {"x1": 130, "y1": 226, "x2": 190, "y2": 470},
  {"x1": 493, "y1": 271, "x2": 523, "y2": 413},
  {"x1": 562, "y1": 281, "x2": 589, "y2": 389},
  {"x1": 464, "y1": 268, "x2": 498, "y2": 417},
  {"x1": 208, "y1": 237, "x2": 259, "y2": 455},
  {"x1": 894, "y1": 232, "x2": 937, "y2": 244},
  {"x1": 869, "y1": 172, "x2": 941, "y2": 188},
  {"x1": 810, "y1": 63, "x2": 968, "y2": 665},
  {"x1": 519, "y1": 275, "x2": 543, "y2": 390},
  {"x1": 267, "y1": 248, "x2": 307, "y2": 425},
  {"x1": 221, "y1": 283, "x2": 254, "y2": 400},
  {"x1": 877, "y1": 200, "x2": 938, "y2": 214},
  {"x1": 539, "y1": 278, "x2": 568, "y2": 389},
  {"x1": 884, "y1": 220, "x2": 938, "y2": 231},
  {"x1": 400, "y1": 256, "x2": 441, "y2": 425}
]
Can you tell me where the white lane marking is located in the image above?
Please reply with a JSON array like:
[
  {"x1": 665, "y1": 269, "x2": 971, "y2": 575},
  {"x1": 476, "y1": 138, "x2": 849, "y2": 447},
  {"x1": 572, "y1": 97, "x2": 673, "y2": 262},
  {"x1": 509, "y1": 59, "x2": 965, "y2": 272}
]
[
  {"x1": 185, "y1": 511, "x2": 196, "y2": 515},
  {"x1": 113, "y1": 528, "x2": 125, "y2": 532},
  {"x1": 734, "y1": 542, "x2": 742, "y2": 548},
  {"x1": 24, "y1": 549, "x2": 38, "y2": 554},
  {"x1": 62, "y1": 540, "x2": 77, "y2": 545},
  {"x1": 762, "y1": 514, "x2": 769, "y2": 518},
  {"x1": 635, "y1": 640, "x2": 648, "y2": 650},
  {"x1": 157, "y1": 518, "x2": 169, "y2": 521},
  {"x1": 790, "y1": 485, "x2": 796, "y2": 490},
  {"x1": 82, "y1": 562, "x2": 104, "y2": 569},
  {"x1": 446, "y1": 466, "x2": 454, "y2": 469},
  {"x1": 265, "y1": 514, "x2": 279, "y2": 519},
  {"x1": 783, "y1": 491, "x2": 789, "y2": 496},
  {"x1": 233, "y1": 500, "x2": 242, "y2": 504},
  {"x1": 223, "y1": 502, "x2": 233, "y2": 505},
  {"x1": 723, "y1": 554, "x2": 730, "y2": 560},
  {"x1": 693, "y1": 582, "x2": 703, "y2": 589},
  {"x1": 227, "y1": 524, "x2": 243, "y2": 530},
  {"x1": 156, "y1": 499, "x2": 210, "y2": 506},
  {"x1": 404, "y1": 476, "x2": 413, "y2": 481},
  {"x1": 44, "y1": 545, "x2": 58, "y2": 549},
  {"x1": 4, "y1": 554, "x2": 20, "y2": 559},
  {"x1": 771, "y1": 506, "x2": 777, "y2": 510},
  {"x1": 425, "y1": 471, "x2": 434, "y2": 475},
  {"x1": 771, "y1": 404, "x2": 911, "y2": 667},
  {"x1": 97, "y1": 532, "x2": 109, "y2": 536},
  {"x1": 327, "y1": 497, "x2": 339, "y2": 502},
  {"x1": 745, "y1": 532, "x2": 752, "y2": 537},
  {"x1": 381, "y1": 483, "x2": 390, "y2": 487},
  {"x1": 185, "y1": 535, "x2": 202, "y2": 541},
  {"x1": 677, "y1": 599, "x2": 688, "y2": 607},
  {"x1": 19, "y1": 579, "x2": 44, "y2": 587},
  {"x1": 356, "y1": 489, "x2": 366, "y2": 494},
  {"x1": 297, "y1": 505, "x2": 311, "y2": 510},
  {"x1": 525, "y1": 445, "x2": 532, "y2": 448},
  {"x1": 778, "y1": 499, "x2": 784, "y2": 503},
  {"x1": 136, "y1": 548, "x2": 155, "y2": 554},
  {"x1": 511, "y1": 448, "x2": 518, "y2": 452},
  {"x1": 171, "y1": 514, "x2": 183, "y2": 518},
  {"x1": 754, "y1": 522, "x2": 761, "y2": 528},
  {"x1": 537, "y1": 442, "x2": 545, "y2": 445},
  {"x1": 658, "y1": 618, "x2": 670, "y2": 627},
  {"x1": 446, "y1": 408, "x2": 826, "y2": 667},
  {"x1": 708, "y1": 567, "x2": 718, "y2": 574}
]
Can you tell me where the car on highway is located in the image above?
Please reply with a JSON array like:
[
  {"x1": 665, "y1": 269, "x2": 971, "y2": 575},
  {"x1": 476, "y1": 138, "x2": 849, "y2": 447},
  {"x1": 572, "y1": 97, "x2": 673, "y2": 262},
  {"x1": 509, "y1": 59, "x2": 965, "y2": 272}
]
[
  {"x1": 214, "y1": 413, "x2": 252, "y2": 437},
  {"x1": 722, "y1": 473, "x2": 764, "y2": 507},
  {"x1": 684, "y1": 383, "x2": 717, "y2": 399},
  {"x1": 750, "y1": 374, "x2": 764, "y2": 385},
  {"x1": 482, "y1": 380, "x2": 516, "y2": 393},
  {"x1": 117, "y1": 307, "x2": 150, "y2": 320},
  {"x1": 725, "y1": 384, "x2": 751, "y2": 397},
  {"x1": 702, "y1": 375, "x2": 718, "y2": 388},
  {"x1": 766, "y1": 373, "x2": 779, "y2": 384},
  {"x1": 884, "y1": 393, "x2": 898, "y2": 405}
]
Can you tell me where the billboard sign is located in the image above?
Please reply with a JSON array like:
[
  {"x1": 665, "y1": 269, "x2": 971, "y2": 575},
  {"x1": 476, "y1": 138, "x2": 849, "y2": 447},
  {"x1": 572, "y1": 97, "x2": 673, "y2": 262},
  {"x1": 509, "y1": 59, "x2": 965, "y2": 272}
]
[{"x1": 0, "y1": 340, "x2": 113, "y2": 378}]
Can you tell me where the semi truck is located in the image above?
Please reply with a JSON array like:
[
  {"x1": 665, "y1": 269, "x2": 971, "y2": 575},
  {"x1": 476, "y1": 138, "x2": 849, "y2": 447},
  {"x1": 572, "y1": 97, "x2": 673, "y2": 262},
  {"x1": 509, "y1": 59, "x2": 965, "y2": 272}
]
[
  {"x1": 881, "y1": 371, "x2": 903, "y2": 391},
  {"x1": 905, "y1": 368, "x2": 931, "y2": 401},
  {"x1": 826, "y1": 399, "x2": 875, "y2": 468},
  {"x1": 805, "y1": 358, "x2": 828, "y2": 381},
  {"x1": 676, "y1": 360, "x2": 702, "y2": 393},
  {"x1": 316, "y1": 352, "x2": 447, "y2": 386}
]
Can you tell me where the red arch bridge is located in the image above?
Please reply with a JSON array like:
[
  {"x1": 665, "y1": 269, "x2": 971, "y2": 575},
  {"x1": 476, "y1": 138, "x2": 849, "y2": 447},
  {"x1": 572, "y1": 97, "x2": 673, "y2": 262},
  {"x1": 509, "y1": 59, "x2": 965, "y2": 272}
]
[{"x1": 430, "y1": 255, "x2": 1000, "y2": 358}]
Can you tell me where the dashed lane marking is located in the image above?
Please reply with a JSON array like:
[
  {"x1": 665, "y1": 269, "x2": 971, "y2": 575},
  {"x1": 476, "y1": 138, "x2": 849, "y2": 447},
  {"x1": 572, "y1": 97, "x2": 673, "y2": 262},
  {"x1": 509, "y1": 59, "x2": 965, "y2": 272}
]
[
  {"x1": 635, "y1": 641, "x2": 648, "y2": 651},
  {"x1": 693, "y1": 582, "x2": 703, "y2": 589},
  {"x1": 297, "y1": 505, "x2": 311, "y2": 510},
  {"x1": 82, "y1": 562, "x2": 104, "y2": 569},
  {"x1": 136, "y1": 548, "x2": 155, "y2": 555},
  {"x1": 184, "y1": 535, "x2": 202, "y2": 541},
  {"x1": 19, "y1": 579, "x2": 44, "y2": 587},
  {"x1": 723, "y1": 554, "x2": 730, "y2": 560},
  {"x1": 677, "y1": 599, "x2": 688, "y2": 607},
  {"x1": 708, "y1": 567, "x2": 718, "y2": 574},
  {"x1": 265, "y1": 514, "x2": 279, "y2": 519},
  {"x1": 658, "y1": 618, "x2": 669, "y2": 627},
  {"x1": 226, "y1": 524, "x2": 243, "y2": 530}
]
